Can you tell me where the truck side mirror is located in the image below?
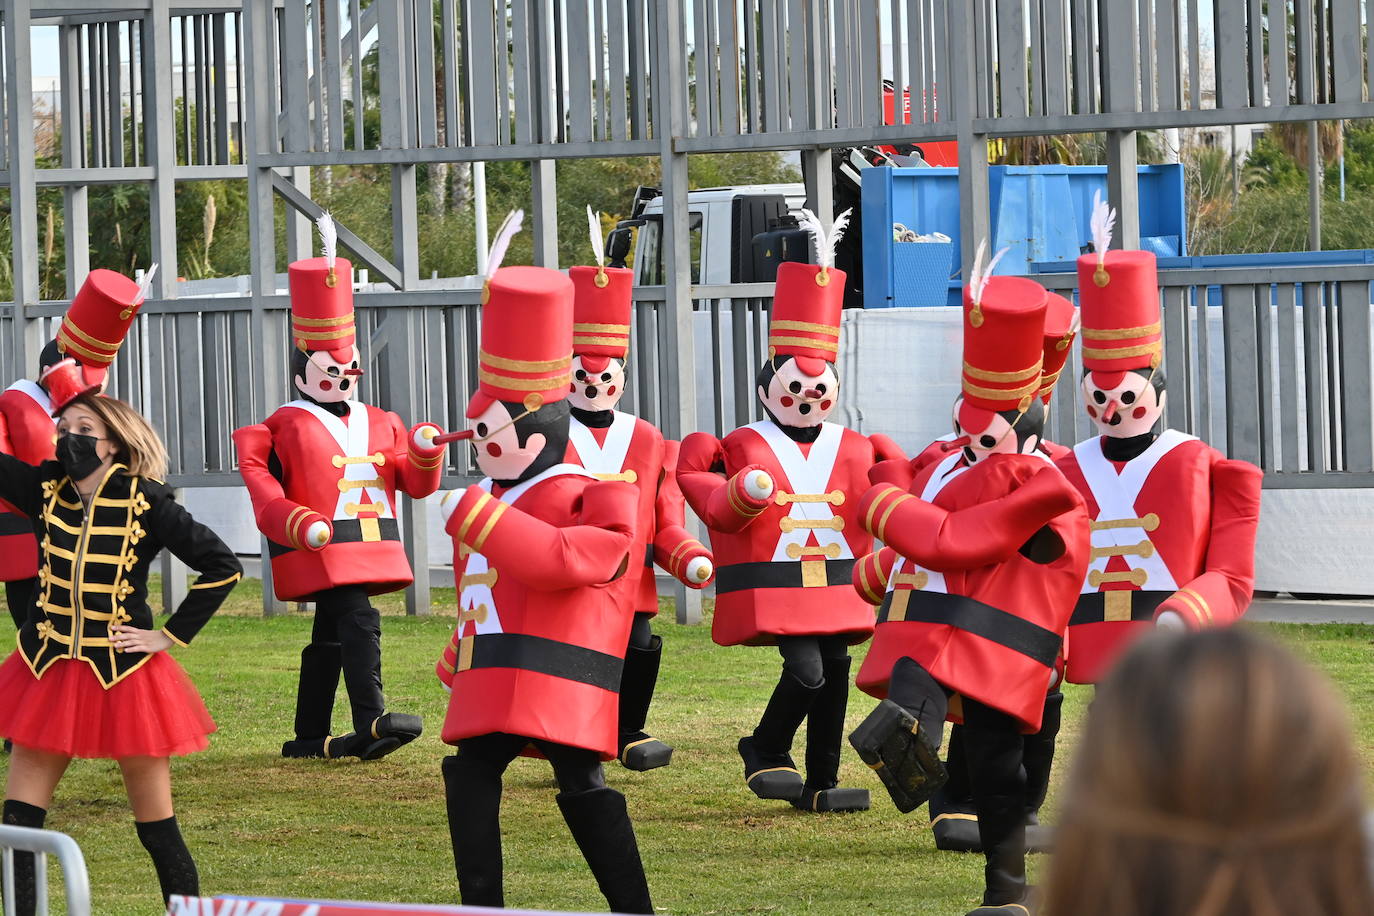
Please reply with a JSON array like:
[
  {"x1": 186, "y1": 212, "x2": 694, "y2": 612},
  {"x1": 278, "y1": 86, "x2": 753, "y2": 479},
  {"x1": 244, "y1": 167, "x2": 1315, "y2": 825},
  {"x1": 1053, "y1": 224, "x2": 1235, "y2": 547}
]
[{"x1": 607, "y1": 227, "x2": 635, "y2": 268}]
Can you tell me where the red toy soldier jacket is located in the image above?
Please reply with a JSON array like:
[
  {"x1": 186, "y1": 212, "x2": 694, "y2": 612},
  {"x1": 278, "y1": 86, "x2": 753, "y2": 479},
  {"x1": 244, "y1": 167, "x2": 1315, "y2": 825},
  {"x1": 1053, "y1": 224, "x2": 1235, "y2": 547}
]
[
  {"x1": 678, "y1": 421, "x2": 901, "y2": 647},
  {"x1": 855, "y1": 451, "x2": 1090, "y2": 732},
  {"x1": 436, "y1": 465, "x2": 639, "y2": 759},
  {"x1": 0, "y1": 380, "x2": 56, "y2": 581},
  {"x1": 567, "y1": 416, "x2": 708, "y2": 615},
  {"x1": 1055, "y1": 431, "x2": 1263, "y2": 684},
  {"x1": 233, "y1": 400, "x2": 443, "y2": 600}
]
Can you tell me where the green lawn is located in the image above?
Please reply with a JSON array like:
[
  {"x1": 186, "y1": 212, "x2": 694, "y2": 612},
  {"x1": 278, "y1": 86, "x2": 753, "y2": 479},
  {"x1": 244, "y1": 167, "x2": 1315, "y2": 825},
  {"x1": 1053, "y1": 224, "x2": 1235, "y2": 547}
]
[{"x1": 2, "y1": 581, "x2": 1373, "y2": 915}]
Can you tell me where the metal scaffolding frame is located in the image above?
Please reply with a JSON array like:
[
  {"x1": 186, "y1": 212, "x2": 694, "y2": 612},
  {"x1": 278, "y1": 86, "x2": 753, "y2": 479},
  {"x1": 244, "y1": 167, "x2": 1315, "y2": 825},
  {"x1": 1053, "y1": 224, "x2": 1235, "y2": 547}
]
[{"x1": 3, "y1": 0, "x2": 1374, "y2": 616}]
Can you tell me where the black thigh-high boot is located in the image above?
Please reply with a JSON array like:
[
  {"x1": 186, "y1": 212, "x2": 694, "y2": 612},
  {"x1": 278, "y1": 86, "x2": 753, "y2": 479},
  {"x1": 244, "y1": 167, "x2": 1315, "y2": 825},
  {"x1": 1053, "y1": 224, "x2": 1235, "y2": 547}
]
[
  {"x1": 442, "y1": 754, "x2": 506, "y2": 908},
  {"x1": 738, "y1": 670, "x2": 819, "y2": 800},
  {"x1": 930, "y1": 724, "x2": 982, "y2": 852},
  {"x1": 2, "y1": 800, "x2": 46, "y2": 916},
  {"x1": 1022, "y1": 689, "x2": 1063, "y2": 854},
  {"x1": 849, "y1": 656, "x2": 948, "y2": 812},
  {"x1": 618, "y1": 624, "x2": 673, "y2": 771},
  {"x1": 135, "y1": 816, "x2": 199, "y2": 905},
  {"x1": 330, "y1": 587, "x2": 421, "y2": 759},
  {"x1": 793, "y1": 655, "x2": 869, "y2": 812},
  {"x1": 281, "y1": 641, "x2": 346, "y2": 758},
  {"x1": 961, "y1": 700, "x2": 1029, "y2": 911},
  {"x1": 556, "y1": 786, "x2": 654, "y2": 914},
  {"x1": 4, "y1": 578, "x2": 35, "y2": 631}
]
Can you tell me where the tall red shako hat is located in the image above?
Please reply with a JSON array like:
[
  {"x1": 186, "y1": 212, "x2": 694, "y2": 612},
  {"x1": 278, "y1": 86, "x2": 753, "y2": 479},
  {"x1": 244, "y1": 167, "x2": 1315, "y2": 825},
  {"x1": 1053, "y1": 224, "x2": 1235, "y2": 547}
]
[
  {"x1": 569, "y1": 206, "x2": 632, "y2": 375},
  {"x1": 958, "y1": 241, "x2": 1048, "y2": 434},
  {"x1": 1076, "y1": 191, "x2": 1162, "y2": 390},
  {"x1": 1039, "y1": 292, "x2": 1080, "y2": 404},
  {"x1": 467, "y1": 211, "x2": 574, "y2": 418},
  {"x1": 768, "y1": 208, "x2": 851, "y2": 376},
  {"x1": 288, "y1": 213, "x2": 355, "y2": 360},
  {"x1": 46, "y1": 266, "x2": 152, "y2": 413}
]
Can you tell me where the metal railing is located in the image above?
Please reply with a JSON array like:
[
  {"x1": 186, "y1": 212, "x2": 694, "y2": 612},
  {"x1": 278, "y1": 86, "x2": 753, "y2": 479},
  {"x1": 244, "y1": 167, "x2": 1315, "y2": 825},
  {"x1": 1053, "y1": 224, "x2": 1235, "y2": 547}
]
[{"x1": 0, "y1": 825, "x2": 91, "y2": 916}]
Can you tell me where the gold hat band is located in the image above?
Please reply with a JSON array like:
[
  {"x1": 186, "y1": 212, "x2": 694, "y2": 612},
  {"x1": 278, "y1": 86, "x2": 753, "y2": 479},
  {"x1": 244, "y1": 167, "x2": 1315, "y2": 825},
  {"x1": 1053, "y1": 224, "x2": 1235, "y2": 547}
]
[
  {"x1": 56, "y1": 334, "x2": 116, "y2": 364},
  {"x1": 572, "y1": 322, "x2": 631, "y2": 335},
  {"x1": 478, "y1": 350, "x2": 572, "y2": 373},
  {"x1": 59, "y1": 320, "x2": 122, "y2": 351},
  {"x1": 1082, "y1": 342, "x2": 1162, "y2": 360},
  {"x1": 573, "y1": 336, "x2": 631, "y2": 347},
  {"x1": 1081, "y1": 321, "x2": 1160, "y2": 341},
  {"x1": 768, "y1": 335, "x2": 839, "y2": 353},
  {"x1": 291, "y1": 312, "x2": 357, "y2": 327},
  {"x1": 771, "y1": 319, "x2": 839, "y2": 337},
  {"x1": 961, "y1": 360, "x2": 1041, "y2": 383},
  {"x1": 478, "y1": 367, "x2": 572, "y2": 391},
  {"x1": 291, "y1": 325, "x2": 356, "y2": 341},
  {"x1": 961, "y1": 376, "x2": 1042, "y2": 402}
]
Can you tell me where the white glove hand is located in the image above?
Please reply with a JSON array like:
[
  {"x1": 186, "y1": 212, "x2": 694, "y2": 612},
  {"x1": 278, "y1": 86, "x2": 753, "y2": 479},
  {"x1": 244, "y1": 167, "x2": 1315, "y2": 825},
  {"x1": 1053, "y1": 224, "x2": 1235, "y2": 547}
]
[
  {"x1": 1155, "y1": 609, "x2": 1187, "y2": 631},
  {"x1": 744, "y1": 470, "x2": 774, "y2": 501},
  {"x1": 306, "y1": 520, "x2": 332, "y2": 549},
  {"x1": 686, "y1": 556, "x2": 713, "y2": 584},
  {"x1": 413, "y1": 424, "x2": 441, "y2": 450},
  {"x1": 438, "y1": 489, "x2": 461, "y2": 524}
]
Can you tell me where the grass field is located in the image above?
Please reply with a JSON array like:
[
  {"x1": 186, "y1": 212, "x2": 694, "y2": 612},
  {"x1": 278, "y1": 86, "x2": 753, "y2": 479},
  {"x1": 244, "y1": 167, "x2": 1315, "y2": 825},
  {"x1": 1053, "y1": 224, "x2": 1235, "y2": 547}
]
[{"x1": 3, "y1": 579, "x2": 1373, "y2": 915}]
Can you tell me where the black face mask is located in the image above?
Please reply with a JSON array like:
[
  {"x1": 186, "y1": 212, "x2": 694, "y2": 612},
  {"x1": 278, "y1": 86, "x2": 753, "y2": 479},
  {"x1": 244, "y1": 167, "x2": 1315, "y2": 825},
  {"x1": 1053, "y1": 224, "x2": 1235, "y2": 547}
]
[{"x1": 55, "y1": 433, "x2": 104, "y2": 481}]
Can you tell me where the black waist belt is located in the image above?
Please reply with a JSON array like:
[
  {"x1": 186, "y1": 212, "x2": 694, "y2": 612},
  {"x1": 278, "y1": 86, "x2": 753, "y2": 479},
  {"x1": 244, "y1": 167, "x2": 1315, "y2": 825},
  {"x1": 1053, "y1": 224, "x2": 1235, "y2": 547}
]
[
  {"x1": 268, "y1": 518, "x2": 401, "y2": 557},
  {"x1": 0, "y1": 512, "x2": 34, "y2": 537},
  {"x1": 1070, "y1": 590, "x2": 1172, "y2": 626},
  {"x1": 877, "y1": 590, "x2": 1061, "y2": 669},
  {"x1": 462, "y1": 633, "x2": 622, "y2": 692},
  {"x1": 715, "y1": 559, "x2": 857, "y2": 594}
]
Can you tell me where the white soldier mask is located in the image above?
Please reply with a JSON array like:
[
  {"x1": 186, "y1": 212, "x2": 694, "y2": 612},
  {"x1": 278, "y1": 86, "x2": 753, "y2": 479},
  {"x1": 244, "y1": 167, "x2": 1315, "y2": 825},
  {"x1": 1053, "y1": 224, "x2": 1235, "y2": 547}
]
[
  {"x1": 294, "y1": 345, "x2": 362, "y2": 404},
  {"x1": 467, "y1": 399, "x2": 548, "y2": 481},
  {"x1": 757, "y1": 356, "x2": 839, "y2": 429},
  {"x1": 568, "y1": 356, "x2": 627, "y2": 412},
  {"x1": 953, "y1": 396, "x2": 1044, "y2": 465},
  {"x1": 1081, "y1": 369, "x2": 1165, "y2": 439}
]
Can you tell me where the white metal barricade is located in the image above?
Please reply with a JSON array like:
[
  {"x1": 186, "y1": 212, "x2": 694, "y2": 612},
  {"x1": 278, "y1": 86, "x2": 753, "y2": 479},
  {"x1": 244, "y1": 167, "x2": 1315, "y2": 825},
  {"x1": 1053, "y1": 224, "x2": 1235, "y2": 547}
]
[{"x1": 0, "y1": 825, "x2": 91, "y2": 916}]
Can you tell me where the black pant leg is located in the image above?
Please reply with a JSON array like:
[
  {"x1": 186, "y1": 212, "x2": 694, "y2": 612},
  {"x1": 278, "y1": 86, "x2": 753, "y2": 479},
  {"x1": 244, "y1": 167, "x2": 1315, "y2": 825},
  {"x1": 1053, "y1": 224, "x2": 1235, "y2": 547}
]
[
  {"x1": 961, "y1": 698, "x2": 1027, "y2": 906},
  {"x1": 319, "y1": 585, "x2": 386, "y2": 734}
]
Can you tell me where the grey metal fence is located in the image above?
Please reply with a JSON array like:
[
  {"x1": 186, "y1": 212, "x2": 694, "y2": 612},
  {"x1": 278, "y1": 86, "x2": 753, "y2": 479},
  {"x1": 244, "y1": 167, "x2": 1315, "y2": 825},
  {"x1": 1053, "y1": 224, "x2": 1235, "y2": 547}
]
[{"x1": 0, "y1": 824, "x2": 91, "y2": 916}]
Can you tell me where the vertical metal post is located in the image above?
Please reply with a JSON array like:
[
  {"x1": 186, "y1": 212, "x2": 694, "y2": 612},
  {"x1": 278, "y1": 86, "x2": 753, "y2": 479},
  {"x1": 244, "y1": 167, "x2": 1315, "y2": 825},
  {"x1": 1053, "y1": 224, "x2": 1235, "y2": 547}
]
[
  {"x1": 1308, "y1": 120, "x2": 1322, "y2": 251},
  {"x1": 4, "y1": 0, "x2": 41, "y2": 373},
  {"x1": 243, "y1": 0, "x2": 288, "y2": 616},
  {"x1": 1100, "y1": 0, "x2": 1140, "y2": 250},
  {"x1": 655, "y1": 0, "x2": 700, "y2": 625},
  {"x1": 143, "y1": 0, "x2": 178, "y2": 296},
  {"x1": 1106, "y1": 130, "x2": 1141, "y2": 249},
  {"x1": 950, "y1": 0, "x2": 990, "y2": 270},
  {"x1": 59, "y1": 25, "x2": 90, "y2": 297},
  {"x1": 530, "y1": 0, "x2": 559, "y2": 266},
  {"x1": 802, "y1": 148, "x2": 833, "y2": 230}
]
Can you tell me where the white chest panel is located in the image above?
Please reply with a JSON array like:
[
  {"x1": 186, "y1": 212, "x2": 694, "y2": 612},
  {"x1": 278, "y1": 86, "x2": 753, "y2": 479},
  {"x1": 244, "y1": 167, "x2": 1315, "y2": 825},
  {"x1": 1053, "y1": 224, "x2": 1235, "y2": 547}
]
[
  {"x1": 746, "y1": 422, "x2": 853, "y2": 563},
  {"x1": 569, "y1": 412, "x2": 637, "y2": 480},
  {"x1": 886, "y1": 451, "x2": 967, "y2": 596},
  {"x1": 284, "y1": 400, "x2": 394, "y2": 523}
]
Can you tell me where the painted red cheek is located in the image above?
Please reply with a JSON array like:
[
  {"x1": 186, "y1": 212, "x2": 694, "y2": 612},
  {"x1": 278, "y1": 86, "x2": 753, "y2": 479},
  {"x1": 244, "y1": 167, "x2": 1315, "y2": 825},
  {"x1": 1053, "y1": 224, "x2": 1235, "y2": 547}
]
[
  {"x1": 780, "y1": 396, "x2": 794, "y2": 407},
  {"x1": 569, "y1": 383, "x2": 576, "y2": 392},
  {"x1": 320, "y1": 380, "x2": 333, "y2": 391},
  {"x1": 1132, "y1": 406, "x2": 1147, "y2": 419},
  {"x1": 607, "y1": 385, "x2": 617, "y2": 396},
  {"x1": 485, "y1": 443, "x2": 503, "y2": 457},
  {"x1": 1086, "y1": 406, "x2": 1098, "y2": 418},
  {"x1": 820, "y1": 400, "x2": 832, "y2": 410}
]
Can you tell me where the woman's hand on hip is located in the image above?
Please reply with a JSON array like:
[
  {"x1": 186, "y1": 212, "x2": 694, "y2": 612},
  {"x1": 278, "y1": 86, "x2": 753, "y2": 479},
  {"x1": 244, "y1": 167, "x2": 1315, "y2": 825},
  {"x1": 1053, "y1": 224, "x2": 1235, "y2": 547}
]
[{"x1": 110, "y1": 625, "x2": 174, "y2": 654}]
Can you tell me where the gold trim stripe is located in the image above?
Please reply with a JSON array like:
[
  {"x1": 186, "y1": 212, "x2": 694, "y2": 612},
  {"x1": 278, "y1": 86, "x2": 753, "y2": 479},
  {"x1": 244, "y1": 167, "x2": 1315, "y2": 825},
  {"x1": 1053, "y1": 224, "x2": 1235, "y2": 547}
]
[
  {"x1": 477, "y1": 367, "x2": 572, "y2": 390},
  {"x1": 572, "y1": 322, "x2": 631, "y2": 334},
  {"x1": 1082, "y1": 342, "x2": 1162, "y2": 361},
  {"x1": 471, "y1": 502, "x2": 508, "y2": 553},
  {"x1": 60, "y1": 320, "x2": 123, "y2": 351},
  {"x1": 1176, "y1": 586, "x2": 1214, "y2": 624},
  {"x1": 771, "y1": 319, "x2": 839, "y2": 337},
  {"x1": 479, "y1": 350, "x2": 572, "y2": 373},
  {"x1": 961, "y1": 360, "x2": 1041, "y2": 383},
  {"x1": 571, "y1": 335, "x2": 631, "y2": 347},
  {"x1": 961, "y1": 377, "x2": 1041, "y2": 401},
  {"x1": 161, "y1": 626, "x2": 191, "y2": 648},
  {"x1": 874, "y1": 493, "x2": 911, "y2": 542},
  {"x1": 292, "y1": 326, "x2": 355, "y2": 341},
  {"x1": 863, "y1": 486, "x2": 900, "y2": 535},
  {"x1": 190, "y1": 572, "x2": 242, "y2": 592},
  {"x1": 456, "y1": 493, "x2": 493, "y2": 544},
  {"x1": 768, "y1": 334, "x2": 839, "y2": 353},
  {"x1": 1081, "y1": 321, "x2": 1160, "y2": 341},
  {"x1": 291, "y1": 313, "x2": 357, "y2": 327}
]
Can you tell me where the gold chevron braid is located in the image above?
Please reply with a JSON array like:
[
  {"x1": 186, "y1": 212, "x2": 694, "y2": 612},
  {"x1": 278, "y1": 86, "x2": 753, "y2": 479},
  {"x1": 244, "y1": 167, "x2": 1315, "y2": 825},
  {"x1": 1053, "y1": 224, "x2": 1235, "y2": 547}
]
[
  {"x1": 961, "y1": 360, "x2": 1041, "y2": 383},
  {"x1": 479, "y1": 350, "x2": 572, "y2": 372},
  {"x1": 961, "y1": 377, "x2": 1042, "y2": 401},
  {"x1": 1081, "y1": 321, "x2": 1161, "y2": 341}
]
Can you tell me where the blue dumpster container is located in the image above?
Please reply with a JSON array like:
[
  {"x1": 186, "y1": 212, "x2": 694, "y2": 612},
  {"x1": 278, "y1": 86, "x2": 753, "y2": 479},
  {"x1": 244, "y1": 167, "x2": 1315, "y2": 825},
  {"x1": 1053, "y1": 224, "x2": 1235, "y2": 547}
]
[{"x1": 862, "y1": 164, "x2": 1186, "y2": 307}]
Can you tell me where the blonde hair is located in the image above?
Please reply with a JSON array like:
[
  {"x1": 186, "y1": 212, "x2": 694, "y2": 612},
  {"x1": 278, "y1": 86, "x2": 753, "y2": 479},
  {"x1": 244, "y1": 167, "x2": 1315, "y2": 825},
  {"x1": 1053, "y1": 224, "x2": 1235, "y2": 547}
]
[
  {"x1": 1043, "y1": 628, "x2": 1373, "y2": 916},
  {"x1": 71, "y1": 394, "x2": 169, "y2": 482}
]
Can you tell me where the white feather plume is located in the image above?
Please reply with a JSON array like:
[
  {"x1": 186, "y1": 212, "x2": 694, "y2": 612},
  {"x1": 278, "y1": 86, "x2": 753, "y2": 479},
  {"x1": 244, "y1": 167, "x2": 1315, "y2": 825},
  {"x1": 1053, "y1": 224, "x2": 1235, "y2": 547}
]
[
  {"x1": 967, "y1": 239, "x2": 1010, "y2": 305},
  {"x1": 486, "y1": 210, "x2": 524, "y2": 278},
  {"x1": 793, "y1": 207, "x2": 853, "y2": 271},
  {"x1": 1090, "y1": 189, "x2": 1116, "y2": 266},
  {"x1": 1069, "y1": 309, "x2": 1082, "y2": 336},
  {"x1": 586, "y1": 206, "x2": 606, "y2": 268},
  {"x1": 134, "y1": 263, "x2": 159, "y2": 305},
  {"x1": 316, "y1": 212, "x2": 338, "y2": 270}
]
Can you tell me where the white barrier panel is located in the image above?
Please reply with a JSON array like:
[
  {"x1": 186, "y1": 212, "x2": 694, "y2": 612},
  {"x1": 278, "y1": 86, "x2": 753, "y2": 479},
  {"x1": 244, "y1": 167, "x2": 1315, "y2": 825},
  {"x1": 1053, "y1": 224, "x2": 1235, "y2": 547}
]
[{"x1": 167, "y1": 896, "x2": 615, "y2": 915}]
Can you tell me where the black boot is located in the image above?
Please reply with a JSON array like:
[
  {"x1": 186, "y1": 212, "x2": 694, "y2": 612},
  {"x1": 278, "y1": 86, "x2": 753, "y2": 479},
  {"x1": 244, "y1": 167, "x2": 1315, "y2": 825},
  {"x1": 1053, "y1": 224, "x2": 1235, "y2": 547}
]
[
  {"x1": 930, "y1": 725, "x2": 982, "y2": 852},
  {"x1": 618, "y1": 634, "x2": 673, "y2": 771},
  {"x1": 1022, "y1": 691, "x2": 1063, "y2": 855},
  {"x1": 793, "y1": 656, "x2": 869, "y2": 813},
  {"x1": 335, "y1": 595, "x2": 422, "y2": 760},
  {"x1": 2, "y1": 800, "x2": 45, "y2": 916},
  {"x1": 963, "y1": 704, "x2": 1029, "y2": 909},
  {"x1": 135, "y1": 816, "x2": 199, "y2": 905},
  {"x1": 739, "y1": 670, "x2": 819, "y2": 800},
  {"x1": 556, "y1": 786, "x2": 653, "y2": 915},
  {"x1": 848, "y1": 699, "x2": 947, "y2": 813},
  {"x1": 442, "y1": 754, "x2": 505, "y2": 908},
  {"x1": 281, "y1": 641, "x2": 343, "y2": 758}
]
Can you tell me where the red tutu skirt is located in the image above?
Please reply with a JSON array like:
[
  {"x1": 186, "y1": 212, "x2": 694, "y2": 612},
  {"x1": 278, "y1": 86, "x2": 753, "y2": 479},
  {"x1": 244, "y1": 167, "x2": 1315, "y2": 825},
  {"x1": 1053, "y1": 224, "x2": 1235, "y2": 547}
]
[{"x1": 0, "y1": 651, "x2": 216, "y2": 758}]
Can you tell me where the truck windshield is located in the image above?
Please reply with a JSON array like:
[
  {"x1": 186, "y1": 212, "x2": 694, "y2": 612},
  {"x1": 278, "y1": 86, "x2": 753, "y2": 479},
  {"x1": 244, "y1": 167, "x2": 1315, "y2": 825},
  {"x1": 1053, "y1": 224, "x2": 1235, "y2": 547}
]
[{"x1": 636, "y1": 212, "x2": 703, "y2": 286}]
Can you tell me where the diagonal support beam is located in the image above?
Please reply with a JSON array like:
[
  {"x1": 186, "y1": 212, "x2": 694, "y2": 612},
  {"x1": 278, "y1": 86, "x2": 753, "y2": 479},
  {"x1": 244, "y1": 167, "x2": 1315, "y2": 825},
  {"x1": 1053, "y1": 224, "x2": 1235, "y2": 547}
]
[{"x1": 270, "y1": 172, "x2": 404, "y2": 289}]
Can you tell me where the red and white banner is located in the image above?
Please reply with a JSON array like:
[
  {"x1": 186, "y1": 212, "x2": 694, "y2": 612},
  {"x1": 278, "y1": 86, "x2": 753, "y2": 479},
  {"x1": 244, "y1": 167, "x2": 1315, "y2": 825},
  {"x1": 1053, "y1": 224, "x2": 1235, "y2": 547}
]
[{"x1": 168, "y1": 896, "x2": 608, "y2": 916}]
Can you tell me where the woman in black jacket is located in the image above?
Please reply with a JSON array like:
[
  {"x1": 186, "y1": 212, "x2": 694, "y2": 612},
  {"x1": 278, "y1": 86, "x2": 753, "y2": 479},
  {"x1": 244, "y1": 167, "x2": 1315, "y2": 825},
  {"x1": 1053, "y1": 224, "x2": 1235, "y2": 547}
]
[{"x1": 0, "y1": 393, "x2": 241, "y2": 912}]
